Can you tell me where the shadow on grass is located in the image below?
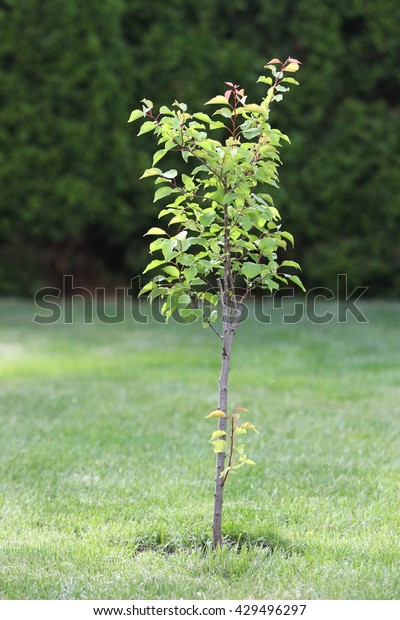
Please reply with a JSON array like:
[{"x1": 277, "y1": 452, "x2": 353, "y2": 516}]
[
  {"x1": 223, "y1": 527, "x2": 305, "y2": 556},
  {"x1": 130, "y1": 529, "x2": 209, "y2": 556},
  {"x1": 118, "y1": 526, "x2": 304, "y2": 557}
]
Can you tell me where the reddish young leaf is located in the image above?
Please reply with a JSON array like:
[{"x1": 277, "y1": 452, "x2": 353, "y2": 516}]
[
  {"x1": 267, "y1": 58, "x2": 282, "y2": 64},
  {"x1": 224, "y1": 89, "x2": 232, "y2": 101},
  {"x1": 224, "y1": 81, "x2": 234, "y2": 87},
  {"x1": 236, "y1": 406, "x2": 249, "y2": 412},
  {"x1": 287, "y1": 57, "x2": 302, "y2": 65}
]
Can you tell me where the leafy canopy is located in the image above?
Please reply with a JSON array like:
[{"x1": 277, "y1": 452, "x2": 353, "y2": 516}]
[
  {"x1": 129, "y1": 56, "x2": 303, "y2": 480},
  {"x1": 129, "y1": 57, "x2": 304, "y2": 329}
]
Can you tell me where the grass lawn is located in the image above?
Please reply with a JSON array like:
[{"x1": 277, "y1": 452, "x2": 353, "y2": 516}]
[{"x1": 0, "y1": 297, "x2": 399, "y2": 599}]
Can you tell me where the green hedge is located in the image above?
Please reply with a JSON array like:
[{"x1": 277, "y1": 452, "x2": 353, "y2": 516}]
[
  {"x1": 0, "y1": 0, "x2": 136, "y2": 292},
  {"x1": 1, "y1": 0, "x2": 399, "y2": 295}
]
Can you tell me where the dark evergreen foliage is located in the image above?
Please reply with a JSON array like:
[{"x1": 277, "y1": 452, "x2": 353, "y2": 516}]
[{"x1": 1, "y1": 0, "x2": 399, "y2": 295}]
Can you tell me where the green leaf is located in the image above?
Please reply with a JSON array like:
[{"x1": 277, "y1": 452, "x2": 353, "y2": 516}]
[
  {"x1": 137, "y1": 281, "x2": 154, "y2": 297},
  {"x1": 137, "y1": 121, "x2": 156, "y2": 136},
  {"x1": 282, "y1": 77, "x2": 299, "y2": 85},
  {"x1": 163, "y1": 265, "x2": 180, "y2": 278},
  {"x1": 153, "y1": 177, "x2": 169, "y2": 185},
  {"x1": 231, "y1": 463, "x2": 245, "y2": 470},
  {"x1": 169, "y1": 215, "x2": 186, "y2": 225},
  {"x1": 242, "y1": 128, "x2": 261, "y2": 139},
  {"x1": 161, "y1": 239, "x2": 177, "y2": 261},
  {"x1": 213, "y1": 107, "x2": 232, "y2": 118},
  {"x1": 286, "y1": 274, "x2": 306, "y2": 291},
  {"x1": 149, "y1": 237, "x2": 167, "y2": 252},
  {"x1": 281, "y1": 260, "x2": 301, "y2": 270},
  {"x1": 205, "y1": 95, "x2": 231, "y2": 106},
  {"x1": 234, "y1": 444, "x2": 245, "y2": 455},
  {"x1": 265, "y1": 87, "x2": 274, "y2": 105},
  {"x1": 179, "y1": 308, "x2": 203, "y2": 321},
  {"x1": 192, "y1": 165, "x2": 209, "y2": 175},
  {"x1": 141, "y1": 98, "x2": 153, "y2": 109},
  {"x1": 219, "y1": 467, "x2": 231, "y2": 478},
  {"x1": 183, "y1": 266, "x2": 197, "y2": 282},
  {"x1": 241, "y1": 215, "x2": 253, "y2": 232},
  {"x1": 210, "y1": 430, "x2": 226, "y2": 440},
  {"x1": 175, "y1": 230, "x2": 187, "y2": 241},
  {"x1": 177, "y1": 294, "x2": 191, "y2": 307},
  {"x1": 162, "y1": 169, "x2": 178, "y2": 179},
  {"x1": 182, "y1": 174, "x2": 196, "y2": 191},
  {"x1": 174, "y1": 101, "x2": 187, "y2": 112},
  {"x1": 279, "y1": 132, "x2": 291, "y2": 144},
  {"x1": 242, "y1": 262, "x2": 262, "y2": 279},
  {"x1": 128, "y1": 109, "x2": 144, "y2": 123},
  {"x1": 199, "y1": 212, "x2": 216, "y2": 227},
  {"x1": 269, "y1": 206, "x2": 281, "y2": 220},
  {"x1": 236, "y1": 103, "x2": 266, "y2": 116},
  {"x1": 244, "y1": 459, "x2": 256, "y2": 465},
  {"x1": 234, "y1": 427, "x2": 247, "y2": 436},
  {"x1": 149, "y1": 286, "x2": 168, "y2": 302},
  {"x1": 176, "y1": 251, "x2": 195, "y2": 264},
  {"x1": 154, "y1": 186, "x2": 174, "y2": 202},
  {"x1": 193, "y1": 112, "x2": 212, "y2": 124},
  {"x1": 222, "y1": 192, "x2": 238, "y2": 205},
  {"x1": 143, "y1": 259, "x2": 166, "y2": 274},
  {"x1": 153, "y1": 149, "x2": 169, "y2": 166},
  {"x1": 140, "y1": 167, "x2": 162, "y2": 179},
  {"x1": 208, "y1": 309, "x2": 218, "y2": 323},
  {"x1": 261, "y1": 277, "x2": 280, "y2": 291},
  {"x1": 256, "y1": 76, "x2": 273, "y2": 85},
  {"x1": 159, "y1": 105, "x2": 173, "y2": 114},
  {"x1": 144, "y1": 227, "x2": 168, "y2": 236},
  {"x1": 280, "y1": 231, "x2": 294, "y2": 247},
  {"x1": 284, "y1": 62, "x2": 300, "y2": 72},
  {"x1": 210, "y1": 439, "x2": 226, "y2": 454},
  {"x1": 259, "y1": 237, "x2": 277, "y2": 255},
  {"x1": 240, "y1": 422, "x2": 259, "y2": 434},
  {"x1": 209, "y1": 121, "x2": 225, "y2": 130},
  {"x1": 205, "y1": 409, "x2": 227, "y2": 419},
  {"x1": 211, "y1": 186, "x2": 225, "y2": 204}
]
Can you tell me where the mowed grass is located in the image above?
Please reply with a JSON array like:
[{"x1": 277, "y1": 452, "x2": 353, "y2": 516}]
[{"x1": 0, "y1": 297, "x2": 399, "y2": 600}]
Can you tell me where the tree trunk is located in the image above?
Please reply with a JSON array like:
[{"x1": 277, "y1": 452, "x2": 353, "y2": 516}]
[{"x1": 212, "y1": 327, "x2": 233, "y2": 549}]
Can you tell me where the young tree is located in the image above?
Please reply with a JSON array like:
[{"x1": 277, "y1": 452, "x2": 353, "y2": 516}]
[{"x1": 129, "y1": 57, "x2": 303, "y2": 549}]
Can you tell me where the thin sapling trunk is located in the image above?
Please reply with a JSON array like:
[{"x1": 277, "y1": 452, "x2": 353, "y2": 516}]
[{"x1": 213, "y1": 326, "x2": 232, "y2": 549}]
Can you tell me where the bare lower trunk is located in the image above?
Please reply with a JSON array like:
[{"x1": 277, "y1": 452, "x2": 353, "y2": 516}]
[
  {"x1": 212, "y1": 195, "x2": 242, "y2": 549},
  {"x1": 212, "y1": 326, "x2": 234, "y2": 549}
]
